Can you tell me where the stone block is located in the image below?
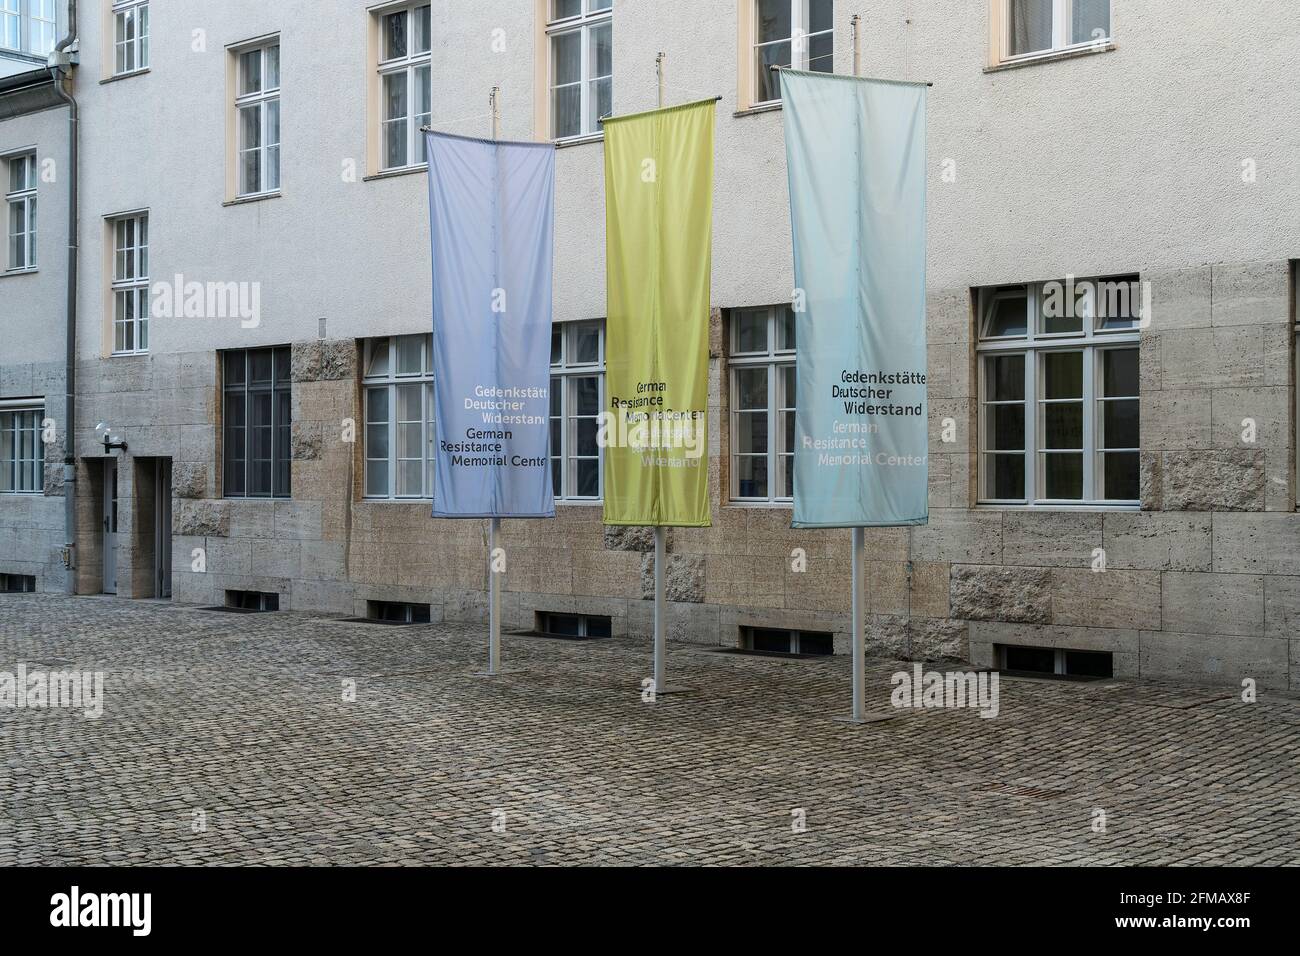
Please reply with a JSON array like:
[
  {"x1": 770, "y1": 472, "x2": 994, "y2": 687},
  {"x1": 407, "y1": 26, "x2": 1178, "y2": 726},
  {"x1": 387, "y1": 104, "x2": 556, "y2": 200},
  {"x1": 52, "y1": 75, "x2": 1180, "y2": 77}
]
[
  {"x1": 641, "y1": 553, "x2": 704, "y2": 603},
  {"x1": 704, "y1": 553, "x2": 785, "y2": 608},
  {"x1": 1101, "y1": 512, "x2": 1212, "y2": 571},
  {"x1": 172, "y1": 462, "x2": 207, "y2": 499},
  {"x1": 950, "y1": 565, "x2": 1051, "y2": 623},
  {"x1": 906, "y1": 618, "x2": 969, "y2": 662},
  {"x1": 1161, "y1": 571, "x2": 1264, "y2": 637},
  {"x1": 172, "y1": 500, "x2": 229, "y2": 537},
  {"x1": 926, "y1": 342, "x2": 972, "y2": 399},
  {"x1": 1139, "y1": 389, "x2": 1210, "y2": 450},
  {"x1": 1210, "y1": 386, "x2": 1291, "y2": 450},
  {"x1": 1138, "y1": 631, "x2": 1288, "y2": 691},
  {"x1": 926, "y1": 288, "x2": 973, "y2": 345},
  {"x1": 320, "y1": 340, "x2": 358, "y2": 381},
  {"x1": 1160, "y1": 326, "x2": 1264, "y2": 390},
  {"x1": 571, "y1": 548, "x2": 642, "y2": 599},
  {"x1": 1210, "y1": 261, "x2": 1289, "y2": 327},
  {"x1": 603, "y1": 525, "x2": 659, "y2": 552},
  {"x1": 1002, "y1": 511, "x2": 1102, "y2": 567},
  {"x1": 911, "y1": 510, "x2": 1001, "y2": 564},
  {"x1": 291, "y1": 420, "x2": 324, "y2": 461},
  {"x1": 1162, "y1": 450, "x2": 1264, "y2": 511},
  {"x1": 1263, "y1": 576, "x2": 1300, "y2": 640},
  {"x1": 1050, "y1": 568, "x2": 1161, "y2": 629},
  {"x1": 1148, "y1": 265, "x2": 1211, "y2": 331}
]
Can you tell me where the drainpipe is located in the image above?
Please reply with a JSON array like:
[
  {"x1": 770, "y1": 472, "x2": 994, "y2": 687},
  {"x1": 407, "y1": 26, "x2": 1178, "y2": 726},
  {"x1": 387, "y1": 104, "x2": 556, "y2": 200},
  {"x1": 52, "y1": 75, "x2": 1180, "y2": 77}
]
[{"x1": 48, "y1": 1, "x2": 78, "y2": 594}]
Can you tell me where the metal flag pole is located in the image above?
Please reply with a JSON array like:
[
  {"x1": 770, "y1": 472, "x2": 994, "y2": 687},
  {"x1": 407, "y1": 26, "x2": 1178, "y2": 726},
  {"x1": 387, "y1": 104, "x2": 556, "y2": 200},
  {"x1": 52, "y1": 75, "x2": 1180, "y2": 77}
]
[
  {"x1": 486, "y1": 84, "x2": 503, "y2": 677},
  {"x1": 851, "y1": 14, "x2": 861, "y2": 76},
  {"x1": 651, "y1": 53, "x2": 668, "y2": 697},
  {"x1": 849, "y1": 526, "x2": 865, "y2": 722}
]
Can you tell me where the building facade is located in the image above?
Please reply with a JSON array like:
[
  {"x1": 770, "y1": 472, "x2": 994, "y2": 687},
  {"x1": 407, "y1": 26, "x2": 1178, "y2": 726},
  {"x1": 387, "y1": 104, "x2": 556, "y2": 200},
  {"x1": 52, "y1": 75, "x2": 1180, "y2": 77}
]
[{"x1": 2, "y1": 1, "x2": 1299, "y2": 690}]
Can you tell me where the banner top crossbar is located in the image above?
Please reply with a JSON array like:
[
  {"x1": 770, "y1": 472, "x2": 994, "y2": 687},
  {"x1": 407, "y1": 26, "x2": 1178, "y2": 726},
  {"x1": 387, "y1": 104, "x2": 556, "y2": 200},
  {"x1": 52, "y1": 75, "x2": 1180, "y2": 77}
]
[
  {"x1": 419, "y1": 127, "x2": 556, "y2": 150},
  {"x1": 772, "y1": 66, "x2": 933, "y2": 87},
  {"x1": 599, "y1": 95, "x2": 721, "y2": 126}
]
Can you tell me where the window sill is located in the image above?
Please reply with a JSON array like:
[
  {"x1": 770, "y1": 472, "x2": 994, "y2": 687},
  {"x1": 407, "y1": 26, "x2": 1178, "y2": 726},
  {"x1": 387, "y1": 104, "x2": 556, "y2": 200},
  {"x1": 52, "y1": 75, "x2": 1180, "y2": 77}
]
[
  {"x1": 555, "y1": 500, "x2": 602, "y2": 507},
  {"x1": 554, "y1": 133, "x2": 604, "y2": 149},
  {"x1": 363, "y1": 165, "x2": 428, "y2": 183},
  {"x1": 222, "y1": 191, "x2": 282, "y2": 208},
  {"x1": 985, "y1": 41, "x2": 1116, "y2": 73},
  {"x1": 974, "y1": 502, "x2": 1140, "y2": 512},
  {"x1": 0, "y1": 267, "x2": 37, "y2": 279},
  {"x1": 734, "y1": 101, "x2": 782, "y2": 118},
  {"x1": 100, "y1": 68, "x2": 151, "y2": 85},
  {"x1": 110, "y1": 350, "x2": 149, "y2": 358},
  {"x1": 727, "y1": 501, "x2": 793, "y2": 509}
]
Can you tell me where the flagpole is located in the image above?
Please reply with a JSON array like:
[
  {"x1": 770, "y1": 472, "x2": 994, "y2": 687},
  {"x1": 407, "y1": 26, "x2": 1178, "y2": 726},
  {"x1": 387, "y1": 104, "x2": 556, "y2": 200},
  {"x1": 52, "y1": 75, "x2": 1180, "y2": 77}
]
[
  {"x1": 851, "y1": 14, "x2": 861, "y2": 76},
  {"x1": 652, "y1": 53, "x2": 668, "y2": 698},
  {"x1": 850, "y1": 526, "x2": 865, "y2": 722},
  {"x1": 487, "y1": 84, "x2": 503, "y2": 677}
]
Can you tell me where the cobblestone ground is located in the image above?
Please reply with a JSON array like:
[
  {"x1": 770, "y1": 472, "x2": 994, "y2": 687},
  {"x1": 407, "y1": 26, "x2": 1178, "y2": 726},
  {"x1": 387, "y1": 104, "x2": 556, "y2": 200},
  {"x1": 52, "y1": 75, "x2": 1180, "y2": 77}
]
[{"x1": 1, "y1": 593, "x2": 1298, "y2": 866}]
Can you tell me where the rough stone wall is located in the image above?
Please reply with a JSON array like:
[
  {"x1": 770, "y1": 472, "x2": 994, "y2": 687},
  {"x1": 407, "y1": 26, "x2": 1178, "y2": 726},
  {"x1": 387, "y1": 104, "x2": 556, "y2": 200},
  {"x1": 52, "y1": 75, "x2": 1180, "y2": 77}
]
[
  {"x1": 59, "y1": 262, "x2": 1300, "y2": 691},
  {"x1": 0, "y1": 361, "x2": 68, "y2": 592}
]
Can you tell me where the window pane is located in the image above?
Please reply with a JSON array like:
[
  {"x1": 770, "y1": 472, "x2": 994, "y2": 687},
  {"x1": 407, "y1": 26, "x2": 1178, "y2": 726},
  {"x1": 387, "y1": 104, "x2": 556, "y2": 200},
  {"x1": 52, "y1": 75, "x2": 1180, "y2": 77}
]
[
  {"x1": 735, "y1": 455, "x2": 768, "y2": 499},
  {"x1": 366, "y1": 455, "x2": 389, "y2": 497},
  {"x1": 1103, "y1": 451, "x2": 1139, "y2": 501},
  {"x1": 414, "y1": 5, "x2": 432, "y2": 53},
  {"x1": 809, "y1": 0, "x2": 834, "y2": 34},
  {"x1": 1102, "y1": 399, "x2": 1139, "y2": 449},
  {"x1": 1043, "y1": 402, "x2": 1083, "y2": 449},
  {"x1": 553, "y1": 0, "x2": 582, "y2": 19},
  {"x1": 1072, "y1": 0, "x2": 1110, "y2": 44},
  {"x1": 1043, "y1": 351, "x2": 1083, "y2": 399},
  {"x1": 736, "y1": 411, "x2": 768, "y2": 454},
  {"x1": 778, "y1": 307, "x2": 796, "y2": 350},
  {"x1": 735, "y1": 367, "x2": 767, "y2": 410},
  {"x1": 734, "y1": 309, "x2": 768, "y2": 353},
  {"x1": 1041, "y1": 287, "x2": 1083, "y2": 334},
  {"x1": 240, "y1": 49, "x2": 262, "y2": 95},
  {"x1": 383, "y1": 71, "x2": 408, "y2": 121},
  {"x1": 396, "y1": 334, "x2": 423, "y2": 374},
  {"x1": 550, "y1": 328, "x2": 562, "y2": 365},
  {"x1": 1103, "y1": 348, "x2": 1139, "y2": 397},
  {"x1": 383, "y1": 10, "x2": 408, "y2": 60},
  {"x1": 756, "y1": 0, "x2": 792, "y2": 43},
  {"x1": 1098, "y1": 277, "x2": 1141, "y2": 330},
  {"x1": 573, "y1": 376, "x2": 599, "y2": 416},
  {"x1": 989, "y1": 405, "x2": 1025, "y2": 451},
  {"x1": 1043, "y1": 453, "x2": 1083, "y2": 499},
  {"x1": 250, "y1": 349, "x2": 273, "y2": 384},
  {"x1": 986, "y1": 288, "x2": 1028, "y2": 336},
  {"x1": 575, "y1": 458, "x2": 598, "y2": 497},
  {"x1": 552, "y1": 30, "x2": 581, "y2": 85},
  {"x1": 225, "y1": 350, "x2": 247, "y2": 386},
  {"x1": 808, "y1": 30, "x2": 833, "y2": 73},
  {"x1": 590, "y1": 22, "x2": 611, "y2": 77},
  {"x1": 553, "y1": 85, "x2": 580, "y2": 138},
  {"x1": 366, "y1": 338, "x2": 391, "y2": 378},
  {"x1": 754, "y1": 40, "x2": 789, "y2": 101},
  {"x1": 571, "y1": 324, "x2": 600, "y2": 364},
  {"x1": 575, "y1": 418, "x2": 599, "y2": 457},
  {"x1": 266, "y1": 44, "x2": 280, "y2": 89},
  {"x1": 1008, "y1": 0, "x2": 1053, "y2": 56},
  {"x1": 988, "y1": 453, "x2": 1025, "y2": 500},
  {"x1": 987, "y1": 354, "x2": 1025, "y2": 401}
]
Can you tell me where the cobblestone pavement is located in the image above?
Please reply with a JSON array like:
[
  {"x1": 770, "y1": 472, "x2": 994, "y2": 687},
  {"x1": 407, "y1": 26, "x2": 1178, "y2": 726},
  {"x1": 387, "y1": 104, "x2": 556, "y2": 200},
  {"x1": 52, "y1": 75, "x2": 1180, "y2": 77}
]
[{"x1": 2, "y1": 593, "x2": 1298, "y2": 866}]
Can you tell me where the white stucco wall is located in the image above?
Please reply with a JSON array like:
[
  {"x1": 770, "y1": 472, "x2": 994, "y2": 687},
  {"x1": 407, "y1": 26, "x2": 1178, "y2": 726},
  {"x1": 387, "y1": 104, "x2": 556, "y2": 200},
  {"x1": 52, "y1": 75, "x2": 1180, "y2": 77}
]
[{"x1": 23, "y1": 0, "x2": 1300, "y2": 361}]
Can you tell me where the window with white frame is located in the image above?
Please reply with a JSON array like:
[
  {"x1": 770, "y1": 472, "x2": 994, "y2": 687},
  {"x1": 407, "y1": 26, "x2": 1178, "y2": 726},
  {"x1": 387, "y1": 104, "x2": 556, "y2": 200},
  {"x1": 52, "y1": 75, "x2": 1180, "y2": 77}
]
[
  {"x1": 752, "y1": 0, "x2": 834, "y2": 105},
  {"x1": 223, "y1": 347, "x2": 292, "y2": 498},
  {"x1": 112, "y1": 0, "x2": 149, "y2": 75},
  {"x1": 5, "y1": 151, "x2": 36, "y2": 272},
  {"x1": 363, "y1": 334, "x2": 436, "y2": 499},
  {"x1": 729, "y1": 305, "x2": 796, "y2": 502},
  {"x1": 235, "y1": 39, "x2": 281, "y2": 197},
  {"x1": 0, "y1": 401, "x2": 43, "y2": 494},
  {"x1": 110, "y1": 213, "x2": 149, "y2": 355},
  {"x1": 550, "y1": 321, "x2": 604, "y2": 500},
  {"x1": 0, "y1": 0, "x2": 57, "y2": 56},
  {"x1": 547, "y1": 0, "x2": 612, "y2": 141},
  {"x1": 998, "y1": 0, "x2": 1110, "y2": 63},
  {"x1": 377, "y1": 3, "x2": 431, "y2": 171},
  {"x1": 977, "y1": 277, "x2": 1140, "y2": 506}
]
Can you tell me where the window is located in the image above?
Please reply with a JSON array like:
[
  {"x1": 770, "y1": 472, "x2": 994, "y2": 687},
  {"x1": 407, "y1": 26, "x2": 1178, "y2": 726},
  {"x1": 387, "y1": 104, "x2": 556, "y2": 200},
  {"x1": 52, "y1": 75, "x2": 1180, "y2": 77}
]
[
  {"x1": 977, "y1": 277, "x2": 1140, "y2": 506},
  {"x1": 741, "y1": 627, "x2": 833, "y2": 656},
  {"x1": 5, "y1": 151, "x2": 36, "y2": 272},
  {"x1": 112, "y1": 0, "x2": 149, "y2": 75},
  {"x1": 1, "y1": 0, "x2": 57, "y2": 56},
  {"x1": 997, "y1": 0, "x2": 1110, "y2": 63},
  {"x1": 550, "y1": 320, "x2": 604, "y2": 500},
  {"x1": 537, "y1": 612, "x2": 612, "y2": 638},
  {"x1": 363, "y1": 334, "x2": 435, "y2": 499},
  {"x1": 751, "y1": 0, "x2": 834, "y2": 105},
  {"x1": 235, "y1": 39, "x2": 281, "y2": 197},
  {"x1": 546, "y1": 0, "x2": 612, "y2": 140},
  {"x1": 0, "y1": 402, "x2": 43, "y2": 494},
  {"x1": 729, "y1": 305, "x2": 796, "y2": 502},
  {"x1": 110, "y1": 212, "x2": 149, "y2": 354},
  {"x1": 999, "y1": 645, "x2": 1113, "y2": 679},
  {"x1": 377, "y1": 3, "x2": 431, "y2": 170},
  {"x1": 223, "y1": 347, "x2": 292, "y2": 498}
]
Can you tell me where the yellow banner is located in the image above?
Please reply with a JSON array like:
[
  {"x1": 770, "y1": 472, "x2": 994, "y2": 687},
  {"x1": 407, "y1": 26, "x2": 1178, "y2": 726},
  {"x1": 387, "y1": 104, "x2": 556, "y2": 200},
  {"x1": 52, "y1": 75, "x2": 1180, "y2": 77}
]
[{"x1": 602, "y1": 99, "x2": 715, "y2": 527}]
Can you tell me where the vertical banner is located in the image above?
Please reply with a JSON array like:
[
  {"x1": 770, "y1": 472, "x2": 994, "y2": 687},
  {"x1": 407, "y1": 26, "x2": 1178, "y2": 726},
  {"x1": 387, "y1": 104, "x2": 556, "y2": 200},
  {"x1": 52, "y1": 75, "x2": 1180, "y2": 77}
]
[
  {"x1": 602, "y1": 100, "x2": 715, "y2": 527},
  {"x1": 425, "y1": 132, "x2": 556, "y2": 518},
  {"x1": 782, "y1": 72, "x2": 928, "y2": 529}
]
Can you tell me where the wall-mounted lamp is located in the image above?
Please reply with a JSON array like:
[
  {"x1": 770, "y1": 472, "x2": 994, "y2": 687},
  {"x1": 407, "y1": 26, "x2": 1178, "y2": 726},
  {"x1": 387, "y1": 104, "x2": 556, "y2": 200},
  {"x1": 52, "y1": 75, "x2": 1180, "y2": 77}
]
[{"x1": 95, "y1": 422, "x2": 128, "y2": 454}]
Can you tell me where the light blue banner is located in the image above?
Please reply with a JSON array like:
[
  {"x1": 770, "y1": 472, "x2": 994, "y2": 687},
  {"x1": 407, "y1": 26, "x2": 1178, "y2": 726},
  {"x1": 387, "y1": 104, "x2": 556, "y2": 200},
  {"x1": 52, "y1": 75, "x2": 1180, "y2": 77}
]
[
  {"x1": 781, "y1": 71, "x2": 928, "y2": 529},
  {"x1": 425, "y1": 132, "x2": 556, "y2": 518}
]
